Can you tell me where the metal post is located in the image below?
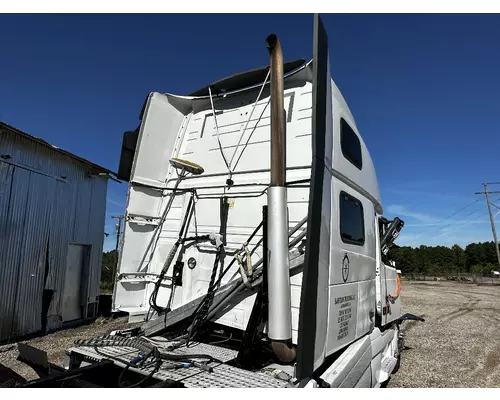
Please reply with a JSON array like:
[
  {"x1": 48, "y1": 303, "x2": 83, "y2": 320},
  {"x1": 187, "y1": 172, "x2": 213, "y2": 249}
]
[
  {"x1": 484, "y1": 183, "x2": 500, "y2": 271},
  {"x1": 265, "y1": 33, "x2": 292, "y2": 343},
  {"x1": 262, "y1": 206, "x2": 269, "y2": 307}
]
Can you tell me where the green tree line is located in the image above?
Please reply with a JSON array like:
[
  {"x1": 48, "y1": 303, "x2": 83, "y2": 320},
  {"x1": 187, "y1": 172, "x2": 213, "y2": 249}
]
[
  {"x1": 100, "y1": 242, "x2": 500, "y2": 291},
  {"x1": 388, "y1": 241, "x2": 500, "y2": 276}
]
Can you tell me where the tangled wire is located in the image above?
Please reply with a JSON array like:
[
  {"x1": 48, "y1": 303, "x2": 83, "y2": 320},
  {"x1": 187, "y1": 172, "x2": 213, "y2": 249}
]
[{"x1": 74, "y1": 335, "x2": 217, "y2": 388}]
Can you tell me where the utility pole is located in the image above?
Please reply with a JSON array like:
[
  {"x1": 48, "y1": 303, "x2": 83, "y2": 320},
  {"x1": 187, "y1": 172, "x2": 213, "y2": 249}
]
[
  {"x1": 475, "y1": 183, "x2": 500, "y2": 271},
  {"x1": 111, "y1": 215, "x2": 124, "y2": 288}
]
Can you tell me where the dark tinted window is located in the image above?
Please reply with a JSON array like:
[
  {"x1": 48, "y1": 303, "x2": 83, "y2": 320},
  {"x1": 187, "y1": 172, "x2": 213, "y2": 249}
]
[
  {"x1": 340, "y1": 118, "x2": 362, "y2": 170},
  {"x1": 340, "y1": 191, "x2": 365, "y2": 246}
]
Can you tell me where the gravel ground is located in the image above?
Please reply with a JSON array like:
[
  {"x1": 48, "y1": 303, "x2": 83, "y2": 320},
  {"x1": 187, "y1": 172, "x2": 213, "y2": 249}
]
[
  {"x1": 389, "y1": 280, "x2": 500, "y2": 388},
  {"x1": 3, "y1": 281, "x2": 499, "y2": 387},
  {"x1": 0, "y1": 316, "x2": 135, "y2": 381}
]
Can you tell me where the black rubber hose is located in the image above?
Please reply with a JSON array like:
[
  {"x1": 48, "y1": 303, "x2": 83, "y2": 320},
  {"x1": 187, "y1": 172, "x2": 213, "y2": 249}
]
[
  {"x1": 188, "y1": 220, "x2": 263, "y2": 320},
  {"x1": 149, "y1": 194, "x2": 196, "y2": 314},
  {"x1": 118, "y1": 361, "x2": 161, "y2": 388},
  {"x1": 75, "y1": 336, "x2": 218, "y2": 387}
]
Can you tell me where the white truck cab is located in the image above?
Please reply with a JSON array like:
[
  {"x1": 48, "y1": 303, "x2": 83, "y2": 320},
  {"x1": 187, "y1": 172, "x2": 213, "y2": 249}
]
[{"x1": 42, "y1": 14, "x2": 422, "y2": 389}]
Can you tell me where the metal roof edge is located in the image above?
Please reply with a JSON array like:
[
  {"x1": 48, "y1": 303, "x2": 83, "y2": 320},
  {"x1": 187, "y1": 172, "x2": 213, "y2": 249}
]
[{"x1": 0, "y1": 121, "x2": 118, "y2": 178}]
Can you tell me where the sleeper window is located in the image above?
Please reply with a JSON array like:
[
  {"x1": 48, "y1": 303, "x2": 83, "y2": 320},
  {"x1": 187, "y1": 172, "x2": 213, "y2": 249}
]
[
  {"x1": 340, "y1": 118, "x2": 362, "y2": 170},
  {"x1": 340, "y1": 191, "x2": 365, "y2": 246}
]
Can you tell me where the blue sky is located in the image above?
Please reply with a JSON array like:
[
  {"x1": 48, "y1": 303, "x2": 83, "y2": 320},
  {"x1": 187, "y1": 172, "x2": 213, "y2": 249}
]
[{"x1": 1, "y1": 13, "x2": 499, "y2": 251}]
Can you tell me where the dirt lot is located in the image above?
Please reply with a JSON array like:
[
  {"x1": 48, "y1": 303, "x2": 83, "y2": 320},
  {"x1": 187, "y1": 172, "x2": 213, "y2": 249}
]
[
  {"x1": 0, "y1": 316, "x2": 134, "y2": 381},
  {"x1": 389, "y1": 280, "x2": 500, "y2": 388},
  {"x1": 2, "y1": 281, "x2": 500, "y2": 387}
]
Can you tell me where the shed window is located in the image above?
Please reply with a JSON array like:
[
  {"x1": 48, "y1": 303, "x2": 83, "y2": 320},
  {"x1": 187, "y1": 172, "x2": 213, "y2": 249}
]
[
  {"x1": 340, "y1": 118, "x2": 362, "y2": 170},
  {"x1": 340, "y1": 191, "x2": 365, "y2": 246}
]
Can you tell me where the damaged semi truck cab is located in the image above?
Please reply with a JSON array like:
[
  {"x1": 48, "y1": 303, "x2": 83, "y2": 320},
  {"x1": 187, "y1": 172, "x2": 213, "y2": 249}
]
[
  {"x1": 114, "y1": 69, "x2": 393, "y2": 337},
  {"x1": 108, "y1": 16, "x2": 409, "y2": 387},
  {"x1": 6, "y1": 15, "x2": 421, "y2": 389}
]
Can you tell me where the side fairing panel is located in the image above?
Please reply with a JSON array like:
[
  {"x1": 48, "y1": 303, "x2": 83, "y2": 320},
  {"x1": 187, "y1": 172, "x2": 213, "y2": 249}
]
[
  {"x1": 320, "y1": 335, "x2": 372, "y2": 387},
  {"x1": 297, "y1": 14, "x2": 378, "y2": 380},
  {"x1": 113, "y1": 93, "x2": 190, "y2": 311},
  {"x1": 296, "y1": 14, "x2": 332, "y2": 379}
]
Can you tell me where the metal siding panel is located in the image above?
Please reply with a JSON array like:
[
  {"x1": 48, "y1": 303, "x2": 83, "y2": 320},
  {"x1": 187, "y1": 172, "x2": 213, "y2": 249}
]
[
  {"x1": 73, "y1": 177, "x2": 93, "y2": 243},
  {"x1": 69, "y1": 175, "x2": 104, "y2": 317},
  {"x1": 87, "y1": 177, "x2": 108, "y2": 303},
  {"x1": 62, "y1": 244, "x2": 87, "y2": 321},
  {"x1": 0, "y1": 131, "x2": 109, "y2": 339},
  {"x1": 0, "y1": 167, "x2": 30, "y2": 341},
  {"x1": 0, "y1": 163, "x2": 15, "y2": 341},
  {"x1": 0, "y1": 127, "x2": 110, "y2": 177},
  {"x1": 11, "y1": 173, "x2": 56, "y2": 337},
  {"x1": 76, "y1": 178, "x2": 92, "y2": 312},
  {"x1": 47, "y1": 180, "x2": 77, "y2": 331}
]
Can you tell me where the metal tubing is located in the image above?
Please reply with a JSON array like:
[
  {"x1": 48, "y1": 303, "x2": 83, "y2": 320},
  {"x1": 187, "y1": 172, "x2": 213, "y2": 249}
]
[
  {"x1": 288, "y1": 229, "x2": 307, "y2": 249},
  {"x1": 205, "y1": 282, "x2": 245, "y2": 321},
  {"x1": 262, "y1": 205, "x2": 269, "y2": 306},
  {"x1": 266, "y1": 34, "x2": 286, "y2": 187},
  {"x1": 265, "y1": 33, "x2": 292, "y2": 345},
  {"x1": 204, "y1": 215, "x2": 307, "y2": 333},
  {"x1": 266, "y1": 186, "x2": 292, "y2": 340},
  {"x1": 288, "y1": 214, "x2": 308, "y2": 236}
]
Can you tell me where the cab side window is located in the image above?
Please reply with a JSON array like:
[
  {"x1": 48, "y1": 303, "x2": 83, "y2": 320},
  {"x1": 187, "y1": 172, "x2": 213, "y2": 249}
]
[
  {"x1": 340, "y1": 191, "x2": 365, "y2": 246},
  {"x1": 340, "y1": 118, "x2": 362, "y2": 170}
]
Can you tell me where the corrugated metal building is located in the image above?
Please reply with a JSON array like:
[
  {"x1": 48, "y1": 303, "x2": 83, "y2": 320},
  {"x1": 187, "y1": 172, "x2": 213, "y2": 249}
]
[{"x1": 0, "y1": 121, "x2": 113, "y2": 342}]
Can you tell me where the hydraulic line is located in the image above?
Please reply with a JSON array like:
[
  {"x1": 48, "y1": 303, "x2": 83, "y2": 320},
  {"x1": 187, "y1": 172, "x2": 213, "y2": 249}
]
[
  {"x1": 185, "y1": 217, "x2": 307, "y2": 340},
  {"x1": 175, "y1": 220, "x2": 264, "y2": 346},
  {"x1": 75, "y1": 336, "x2": 217, "y2": 363},
  {"x1": 149, "y1": 193, "x2": 197, "y2": 315},
  {"x1": 190, "y1": 220, "x2": 263, "y2": 313},
  {"x1": 145, "y1": 171, "x2": 189, "y2": 269}
]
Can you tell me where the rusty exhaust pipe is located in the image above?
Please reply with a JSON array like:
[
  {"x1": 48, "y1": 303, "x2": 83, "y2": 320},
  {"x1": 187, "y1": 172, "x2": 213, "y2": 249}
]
[
  {"x1": 265, "y1": 34, "x2": 296, "y2": 363},
  {"x1": 266, "y1": 34, "x2": 286, "y2": 187}
]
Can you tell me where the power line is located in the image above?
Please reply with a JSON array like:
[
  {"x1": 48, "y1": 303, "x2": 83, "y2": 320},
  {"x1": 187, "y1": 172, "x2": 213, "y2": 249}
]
[
  {"x1": 406, "y1": 198, "x2": 480, "y2": 246},
  {"x1": 408, "y1": 206, "x2": 484, "y2": 246},
  {"x1": 429, "y1": 199, "x2": 480, "y2": 231},
  {"x1": 409, "y1": 196, "x2": 500, "y2": 246},
  {"x1": 423, "y1": 207, "x2": 487, "y2": 243},
  {"x1": 432, "y1": 204, "x2": 485, "y2": 234}
]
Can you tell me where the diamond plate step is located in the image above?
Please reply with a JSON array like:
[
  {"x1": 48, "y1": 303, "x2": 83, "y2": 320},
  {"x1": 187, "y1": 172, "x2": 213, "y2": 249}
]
[{"x1": 67, "y1": 342, "x2": 289, "y2": 388}]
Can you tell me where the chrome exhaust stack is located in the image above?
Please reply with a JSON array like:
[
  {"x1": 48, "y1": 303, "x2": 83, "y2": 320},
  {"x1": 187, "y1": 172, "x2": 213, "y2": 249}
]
[{"x1": 265, "y1": 34, "x2": 295, "y2": 363}]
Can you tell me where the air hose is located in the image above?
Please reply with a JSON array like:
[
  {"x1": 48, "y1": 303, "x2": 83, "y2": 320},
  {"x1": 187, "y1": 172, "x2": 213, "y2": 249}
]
[
  {"x1": 74, "y1": 335, "x2": 217, "y2": 387},
  {"x1": 74, "y1": 336, "x2": 215, "y2": 362},
  {"x1": 149, "y1": 193, "x2": 211, "y2": 315}
]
